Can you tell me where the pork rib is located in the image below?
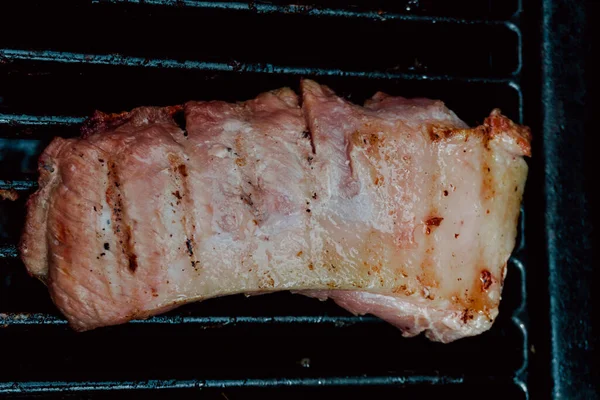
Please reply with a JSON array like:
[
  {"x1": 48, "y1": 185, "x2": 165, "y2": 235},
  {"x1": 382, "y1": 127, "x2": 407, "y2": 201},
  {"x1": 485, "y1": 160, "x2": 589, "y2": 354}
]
[{"x1": 20, "y1": 80, "x2": 530, "y2": 342}]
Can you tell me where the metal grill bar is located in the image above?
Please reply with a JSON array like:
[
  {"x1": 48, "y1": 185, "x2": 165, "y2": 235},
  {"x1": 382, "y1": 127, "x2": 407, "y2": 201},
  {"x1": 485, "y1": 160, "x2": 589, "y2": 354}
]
[
  {"x1": 88, "y1": 0, "x2": 523, "y2": 78},
  {"x1": 0, "y1": 49, "x2": 520, "y2": 83},
  {"x1": 0, "y1": 243, "x2": 18, "y2": 258},
  {"x1": 90, "y1": 0, "x2": 517, "y2": 26},
  {"x1": 0, "y1": 375, "x2": 465, "y2": 394},
  {"x1": 0, "y1": 312, "x2": 379, "y2": 327},
  {"x1": 509, "y1": 257, "x2": 529, "y2": 397},
  {"x1": 0, "y1": 114, "x2": 85, "y2": 127},
  {"x1": 0, "y1": 180, "x2": 37, "y2": 191}
]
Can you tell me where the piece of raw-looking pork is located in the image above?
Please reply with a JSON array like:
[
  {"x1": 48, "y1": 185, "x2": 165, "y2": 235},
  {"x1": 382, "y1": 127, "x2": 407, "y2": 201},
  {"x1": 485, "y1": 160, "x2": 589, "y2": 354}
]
[{"x1": 20, "y1": 79, "x2": 530, "y2": 342}]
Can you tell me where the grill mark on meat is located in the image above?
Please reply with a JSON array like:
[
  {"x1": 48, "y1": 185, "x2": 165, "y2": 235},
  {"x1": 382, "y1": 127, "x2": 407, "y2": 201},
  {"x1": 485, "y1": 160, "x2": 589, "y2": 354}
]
[
  {"x1": 428, "y1": 124, "x2": 457, "y2": 141},
  {"x1": 418, "y1": 149, "x2": 442, "y2": 295},
  {"x1": 168, "y1": 154, "x2": 199, "y2": 269},
  {"x1": 186, "y1": 238, "x2": 194, "y2": 256},
  {"x1": 124, "y1": 225, "x2": 138, "y2": 272},
  {"x1": 424, "y1": 217, "x2": 444, "y2": 235},
  {"x1": 233, "y1": 134, "x2": 264, "y2": 224},
  {"x1": 352, "y1": 126, "x2": 419, "y2": 249},
  {"x1": 481, "y1": 159, "x2": 495, "y2": 201},
  {"x1": 350, "y1": 129, "x2": 377, "y2": 183},
  {"x1": 428, "y1": 123, "x2": 490, "y2": 146},
  {"x1": 461, "y1": 308, "x2": 474, "y2": 324},
  {"x1": 340, "y1": 133, "x2": 361, "y2": 199},
  {"x1": 453, "y1": 250, "x2": 498, "y2": 321},
  {"x1": 300, "y1": 99, "x2": 316, "y2": 155},
  {"x1": 241, "y1": 193, "x2": 254, "y2": 208},
  {"x1": 105, "y1": 161, "x2": 139, "y2": 273},
  {"x1": 81, "y1": 111, "x2": 133, "y2": 138},
  {"x1": 417, "y1": 212, "x2": 439, "y2": 297},
  {"x1": 425, "y1": 217, "x2": 444, "y2": 226},
  {"x1": 177, "y1": 164, "x2": 188, "y2": 178}
]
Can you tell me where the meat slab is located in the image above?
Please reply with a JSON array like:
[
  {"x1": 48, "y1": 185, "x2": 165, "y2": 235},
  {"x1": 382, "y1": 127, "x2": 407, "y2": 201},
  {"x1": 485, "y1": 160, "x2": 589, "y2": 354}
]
[{"x1": 20, "y1": 80, "x2": 530, "y2": 342}]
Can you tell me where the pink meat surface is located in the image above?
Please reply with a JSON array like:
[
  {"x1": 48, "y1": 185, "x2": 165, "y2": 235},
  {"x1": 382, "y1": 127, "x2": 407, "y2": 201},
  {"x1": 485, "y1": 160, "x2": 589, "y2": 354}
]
[{"x1": 20, "y1": 80, "x2": 530, "y2": 342}]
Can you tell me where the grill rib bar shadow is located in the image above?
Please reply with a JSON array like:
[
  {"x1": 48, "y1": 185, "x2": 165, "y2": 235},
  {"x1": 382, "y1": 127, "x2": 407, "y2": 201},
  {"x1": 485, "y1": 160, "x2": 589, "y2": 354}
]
[
  {"x1": 0, "y1": 313, "x2": 381, "y2": 327},
  {"x1": 91, "y1": 0, "x2": 518, "y2": 27},
  {"x1": 0, "y1": 375, "x2": 464, "y2": 394},
  {"x1": 0, "y1": 49, "x2": 519, "y2": 84}
]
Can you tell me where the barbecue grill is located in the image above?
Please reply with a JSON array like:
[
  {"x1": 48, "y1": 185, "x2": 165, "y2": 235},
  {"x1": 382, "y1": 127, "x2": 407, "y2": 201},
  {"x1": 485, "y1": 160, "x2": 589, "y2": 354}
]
[{"x1": 0, "y1": 1, "x2": 594, "y2": 399}]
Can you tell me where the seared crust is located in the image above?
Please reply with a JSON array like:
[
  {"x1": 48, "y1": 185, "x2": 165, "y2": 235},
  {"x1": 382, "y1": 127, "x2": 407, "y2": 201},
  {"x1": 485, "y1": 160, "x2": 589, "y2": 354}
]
[{"x1": 80, "y1": 105, "x2": 184, "y2": 138}]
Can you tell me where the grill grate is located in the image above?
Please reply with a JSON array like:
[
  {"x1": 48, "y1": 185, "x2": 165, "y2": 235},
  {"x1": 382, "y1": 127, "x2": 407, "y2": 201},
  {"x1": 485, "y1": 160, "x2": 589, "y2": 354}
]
[{"x1": 0, "y1": 1, "x2": 534, "y2": 398}]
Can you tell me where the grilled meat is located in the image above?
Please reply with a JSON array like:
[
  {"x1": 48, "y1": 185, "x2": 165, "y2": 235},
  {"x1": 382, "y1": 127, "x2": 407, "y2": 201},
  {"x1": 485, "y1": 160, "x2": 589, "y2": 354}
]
[{"x1": 20, "y1": 80, "x2": 530, "y2": 341}]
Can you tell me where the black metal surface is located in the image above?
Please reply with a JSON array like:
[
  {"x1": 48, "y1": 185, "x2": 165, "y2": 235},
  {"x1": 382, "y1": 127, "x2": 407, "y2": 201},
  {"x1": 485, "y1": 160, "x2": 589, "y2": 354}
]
[
  {"x1": 0, "y1": 0, "x2": 589, "y2": 398},
  {"x1": 538, "y1": 0, "x2": 597, "y2": 398}
]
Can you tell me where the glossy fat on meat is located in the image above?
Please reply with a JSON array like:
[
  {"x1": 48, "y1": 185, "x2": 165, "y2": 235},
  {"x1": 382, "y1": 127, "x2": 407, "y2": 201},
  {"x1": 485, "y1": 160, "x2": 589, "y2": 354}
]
[{"x1": 19, "y1": 80, "x2": 530, "y2": 341}]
